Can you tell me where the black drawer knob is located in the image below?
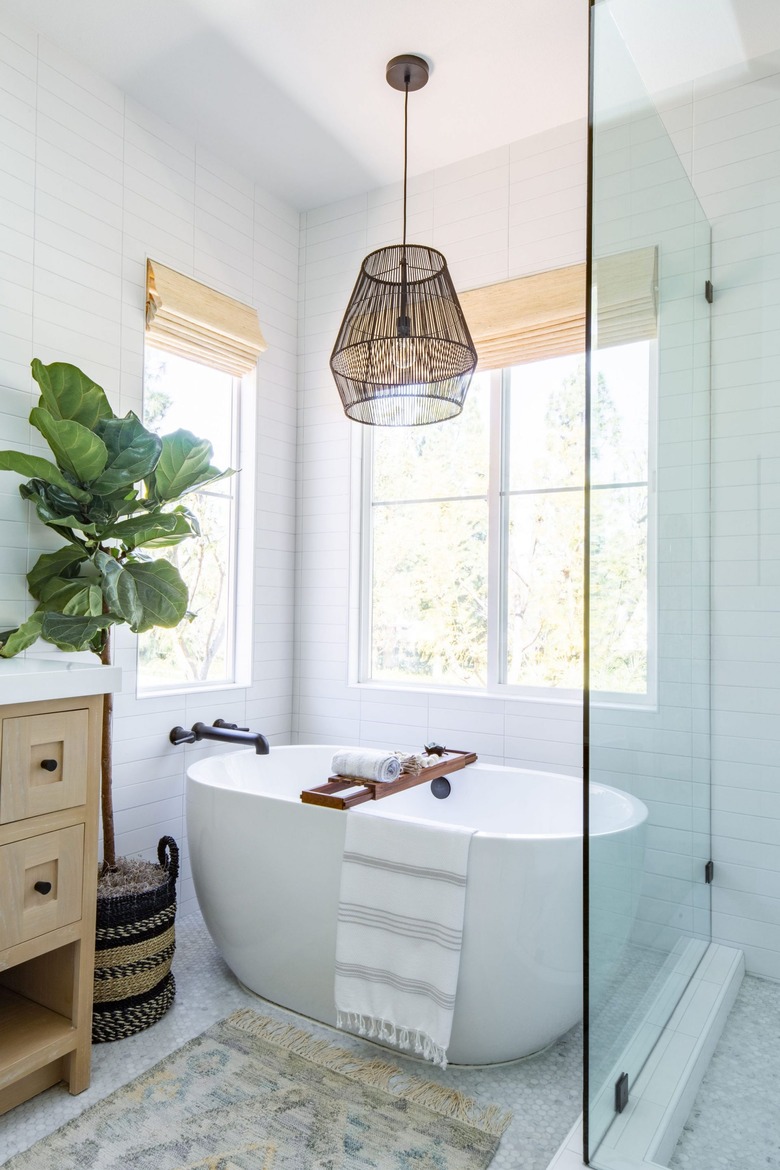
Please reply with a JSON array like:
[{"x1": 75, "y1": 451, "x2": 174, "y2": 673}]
[
  {"x1": 40, "y1": 759, "x2": 58, "y2": 772},
  {"x1": 34, "y1": 881, "x2": 52, "y2": 895}
]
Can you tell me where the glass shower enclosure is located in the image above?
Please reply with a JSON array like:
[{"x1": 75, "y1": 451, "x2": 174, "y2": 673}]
[{"x1": 586, "y1": 1, "x2": 712, "y2": 1161}]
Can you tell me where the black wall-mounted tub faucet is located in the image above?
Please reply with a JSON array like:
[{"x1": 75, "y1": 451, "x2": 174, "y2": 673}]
[{"x1": 169, "y1": 720, "x2": 270, "y2": 755}]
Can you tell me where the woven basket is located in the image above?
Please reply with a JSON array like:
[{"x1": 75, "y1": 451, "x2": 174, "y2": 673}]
[{"x1": 92, "y1": 836, "x2": 179, "y2": 1043}]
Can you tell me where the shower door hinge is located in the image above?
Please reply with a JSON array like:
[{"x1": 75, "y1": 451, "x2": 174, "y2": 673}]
[
  {"x1": 705, "y1": 860, "x2": 714, "y2": 884},
  {"x1": 615, "y1": 1071, "x2": 629, "y2": 1114},
  {"x1": 705, "y1": 280, "x2": 714, "y2": 304}
]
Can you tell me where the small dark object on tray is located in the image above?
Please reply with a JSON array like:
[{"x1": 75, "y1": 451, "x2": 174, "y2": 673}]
[{"x1": 424, "y1": 742, "x2": 446, "y2": 757}]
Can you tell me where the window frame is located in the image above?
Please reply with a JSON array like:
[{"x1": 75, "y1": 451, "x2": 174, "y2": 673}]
[
  {"x1": 135, "y1": 346, "x2": 256, "y2": 698},
  {"x1": 355, "y1": 343, "x2": 658, "y2": 709}
]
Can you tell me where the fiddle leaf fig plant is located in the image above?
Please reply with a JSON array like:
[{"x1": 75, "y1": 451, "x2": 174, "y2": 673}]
[{"x1": 0, "y1": 359, "x2": 234, "y2": 869}]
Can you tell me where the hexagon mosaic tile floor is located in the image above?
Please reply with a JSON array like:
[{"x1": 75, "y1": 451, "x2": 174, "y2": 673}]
[
  {"x1": 670, "y1": 973, "x2": 780, "y2": 1170},
  {"x1": 0, "y1": 912, "x2": 582, "y2": 1169}
]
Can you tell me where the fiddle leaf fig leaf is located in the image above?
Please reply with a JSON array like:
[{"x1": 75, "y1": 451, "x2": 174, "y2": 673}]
[
  {"x1": 31, "y1": 359, "x2": 113, "y2": 430},
  {"x1": 95, "y1": 552, "x2": 143, "y2": 627},
  {"x1": 91, "y1": 413, "x2": 162, "y2": 495},
  {"x1": 28, "y1": 546, "x2": 89, "y2": 599},
  {"x1": 39, "y1": 611, "x2": 117, "y2": 653},
  {"x1": 38, "y1": 578, "x2": 103, "y2": 617},
  {"x1": 29, "y1": 407, "x2": 108, "y2": 485},
  {"x1": 112, "y1": 492, "x2": 147, "y2": 517},
  {"x1": 0, "y1": 451, "x2": 90, "y2": 502},
  {"x1": 19, "y1": 482, "x2": 99, "y2": 536},
  {"x1": 148, "y1": 429, "x2": 214, "y2": 500},
  {"x1": 176, "y1": 504, "x2": 201, "y2": 538},
  {"x1": 194, "y1": 465, "x2": 236, "y2": 494},
  {"x1": 124, "y1": 559, "x2": 188, "y2": 632},
  {"x1": 32, "y1": 480, "x2": 94, "y2": 519},
  {"x1": 101, "y1": 510, "x2": 195, "y2": 549},
  {"x1": 0, "y1": 612, "x2": 44, "y2": 657},
  {"x1": 137, "y1": 513, "x2": 195, "y2": 548}
]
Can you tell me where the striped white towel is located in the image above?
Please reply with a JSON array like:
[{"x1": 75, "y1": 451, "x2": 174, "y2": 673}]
[{"x1": 334, "y1": 811, "x2": 475, "y2": 1068}]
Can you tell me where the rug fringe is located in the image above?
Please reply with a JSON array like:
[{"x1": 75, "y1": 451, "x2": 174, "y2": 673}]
[{"x1": 225, "y1": 1009, "x2": 512, "y2": 1138}]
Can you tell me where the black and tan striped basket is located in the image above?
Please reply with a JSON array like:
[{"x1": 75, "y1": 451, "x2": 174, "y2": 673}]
[{"x1": 92, "y1": 836, "x2": 179, "y2": 1043}]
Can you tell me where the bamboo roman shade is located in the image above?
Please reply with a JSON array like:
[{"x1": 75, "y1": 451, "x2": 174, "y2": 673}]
[
  {"x1": 460, "y1": 247, "x2": 658, "y2": 372},
  {"x1": 593, "y1": 246, "x2": 658, "y2": 350},
  {"x1": 460, "y1": 263, "x2": 586, "y2": 371},
  {"x1": 145, "y1": 260, "x2": 267, "y2": 376}
]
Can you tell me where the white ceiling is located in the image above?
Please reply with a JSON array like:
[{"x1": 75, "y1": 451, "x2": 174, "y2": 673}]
[
  {"x1": 1, "y1": 0, "x2": 589, "y2": 210},
  {"x1": 6, "y1": 1, "x2": 777, "y2": 211},
  {"x1": 610, "y1": 0, "x2": 780, "y2": 98}
]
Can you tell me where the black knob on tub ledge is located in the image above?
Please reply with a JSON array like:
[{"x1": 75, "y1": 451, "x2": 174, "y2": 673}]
[
  {"x1": 34, "y1": 881, "x2": 52, "y2": 895},
  {"x1": 431, "y1": 776, "x2": 451, "y2": 799},
  {"x1": 40, "y1": 759, "x2": 58, "y2": 772}
]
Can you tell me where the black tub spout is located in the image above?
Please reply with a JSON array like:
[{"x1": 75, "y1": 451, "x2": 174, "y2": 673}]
[{"x1": 169, "y1": 722, "x2": 270, "y2": 754}]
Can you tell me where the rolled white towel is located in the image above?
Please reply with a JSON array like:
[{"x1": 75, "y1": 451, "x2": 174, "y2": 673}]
[{"x1": 331, "y1": 748, "x2": 402, "y2": 784}]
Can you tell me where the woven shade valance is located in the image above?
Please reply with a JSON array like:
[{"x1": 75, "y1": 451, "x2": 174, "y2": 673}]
[
  {"x1": 460, "y1": 263, "x2": 586, "y2": 371},
  {"x1": 145, "y1": 259, "x2": 267, "y2": 376},
  {"x1": 460, "y1": 247, "x2": 658, "y2": 372},
  {"x1": 594, "y1": 246, "x2": 658, "y2": 349}
]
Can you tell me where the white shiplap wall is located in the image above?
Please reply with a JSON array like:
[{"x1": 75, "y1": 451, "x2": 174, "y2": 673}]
[
  {"x1": 692, "y1": 51, "x2": 780, "y2": 980},
  {"x1": 588, "y1": 65, "x2": 712, "y2": 973},
  {"x1": 0, "y1": 14, "x2": 298, "y2": 917},
  {"x1": 295, "y1": 121, "x2": 587, "y2": 768},
  {"x1": 589, "y1": 45, "x2": 780, "y2": 980}
]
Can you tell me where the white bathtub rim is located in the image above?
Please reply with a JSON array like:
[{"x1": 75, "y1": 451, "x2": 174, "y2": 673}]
[{"x1": 186, "y1": 744, "x2": 648, "y2": 841}]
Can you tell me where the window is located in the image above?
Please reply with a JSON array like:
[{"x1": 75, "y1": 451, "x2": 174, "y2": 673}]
[
  {"x1": 137, "y1": 260, "x2": 263, "y2": 695},
  {"x1": 137, "y1": 347, "x2": 250, "y2": 693},
  {"x1": 362, "y1": 339, "x2": 653, "y2": 698}
]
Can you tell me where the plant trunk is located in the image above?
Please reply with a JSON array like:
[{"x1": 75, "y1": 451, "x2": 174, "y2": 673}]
[{"x1": 100, "y1": 634, "x2": 116, "y2": 871}]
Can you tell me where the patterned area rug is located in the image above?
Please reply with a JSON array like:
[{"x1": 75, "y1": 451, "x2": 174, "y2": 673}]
[{"x1": 6, "y1": 1010, "x2": 511, "y2": 1169}]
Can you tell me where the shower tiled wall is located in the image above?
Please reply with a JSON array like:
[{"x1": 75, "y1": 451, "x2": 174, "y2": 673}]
[
  {"x1": 589, "y1": 69, "x2": 712, "y2": 964},
  {"x1": 641, "y1": 48, "x2": 780, "y2": 980},
  {"x1": 692, "y1": 50, "x2": 780, "y2": 980},
  {"x1": 295, "y1": 121, "x2": 587, "y2": 769},
  {"x1": 0, "y1": 13, "x2": 298, "y2": 916}
]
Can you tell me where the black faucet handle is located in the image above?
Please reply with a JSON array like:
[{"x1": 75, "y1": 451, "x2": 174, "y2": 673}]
[
  {"x1": 169, "y1": 726, "x2": 196, "y2": 746},
  {"x1": 213, "y1": 718, "x2": 249, "y2": 732}
]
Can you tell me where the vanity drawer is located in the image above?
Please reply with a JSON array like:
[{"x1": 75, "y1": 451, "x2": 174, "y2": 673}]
[
  {"x1": 0, "y1": 824, "x2": 84, "y2": 950},
  {"x1": 0, "y1": 709, "x2": 89, "y2": 823}
]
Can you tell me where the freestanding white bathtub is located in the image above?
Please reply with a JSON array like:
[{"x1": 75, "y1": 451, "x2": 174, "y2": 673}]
[{"x1": 186, "y1": 745, "x2": 647, "y2": 1065}]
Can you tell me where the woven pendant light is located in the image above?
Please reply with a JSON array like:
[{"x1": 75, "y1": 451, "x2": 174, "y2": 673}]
[{"x1": 330, "y1": 55, "x2": 478, "y2": 426}]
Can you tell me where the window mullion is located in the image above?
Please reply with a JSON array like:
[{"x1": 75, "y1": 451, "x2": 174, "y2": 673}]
[
  {"x1": 223, "y1": 377, "x2": 240, "y2": 690},
  {"x1": 486, "y1": 368, "x2": 504, "y2": 689},
  {"x1": 359, "y1": 427, "x2": 374, "y2": 684}
]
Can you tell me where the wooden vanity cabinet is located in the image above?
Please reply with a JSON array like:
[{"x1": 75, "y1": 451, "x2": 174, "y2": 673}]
[{"x1": 0, "y1": 694, "x2": 102, "y2": 1114}]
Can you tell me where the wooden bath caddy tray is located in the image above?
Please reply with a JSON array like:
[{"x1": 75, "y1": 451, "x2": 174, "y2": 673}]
[{"x1": 300, "y1": 749, "x2": 478, "y2": 810}]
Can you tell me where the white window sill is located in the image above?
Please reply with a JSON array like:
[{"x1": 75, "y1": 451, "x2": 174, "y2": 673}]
[
  {"x1": 349, "y1": 679, "x2": 658, "y2": 713},
  {"x1": 136, "y1": 679, "x2": 248, "y2": 700}
]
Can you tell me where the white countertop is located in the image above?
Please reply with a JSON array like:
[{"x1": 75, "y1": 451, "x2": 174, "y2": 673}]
[{"x1": 0, "y1": 658, "x2": 122, "y2": 706}]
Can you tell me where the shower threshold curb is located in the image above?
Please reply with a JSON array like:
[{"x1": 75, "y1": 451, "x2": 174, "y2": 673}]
[{"x1": 545, "y1": 943, "x2": 744, "y2": 1170}]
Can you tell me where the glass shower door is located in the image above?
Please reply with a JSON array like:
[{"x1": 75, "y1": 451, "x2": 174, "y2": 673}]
[{"x1": 586, "y1": 1, "x2": 712, "y2": 1160}]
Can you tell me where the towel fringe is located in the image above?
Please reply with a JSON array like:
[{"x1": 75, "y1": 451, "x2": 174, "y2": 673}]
[
  {"x1": 337, "y1": 1010, "x2": 448, "y2": 1068},
  {"x1": 226, "y1": 1009, "x2": 512, "y2": 1138}
]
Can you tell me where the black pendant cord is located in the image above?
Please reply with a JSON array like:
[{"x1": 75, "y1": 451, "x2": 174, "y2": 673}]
[
  {"x1": 402, "y1": 78, "x2": 409, "y2": 250},
  {"x1": 399, "y1": 77, "x2": 410, "y2": 336}
]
